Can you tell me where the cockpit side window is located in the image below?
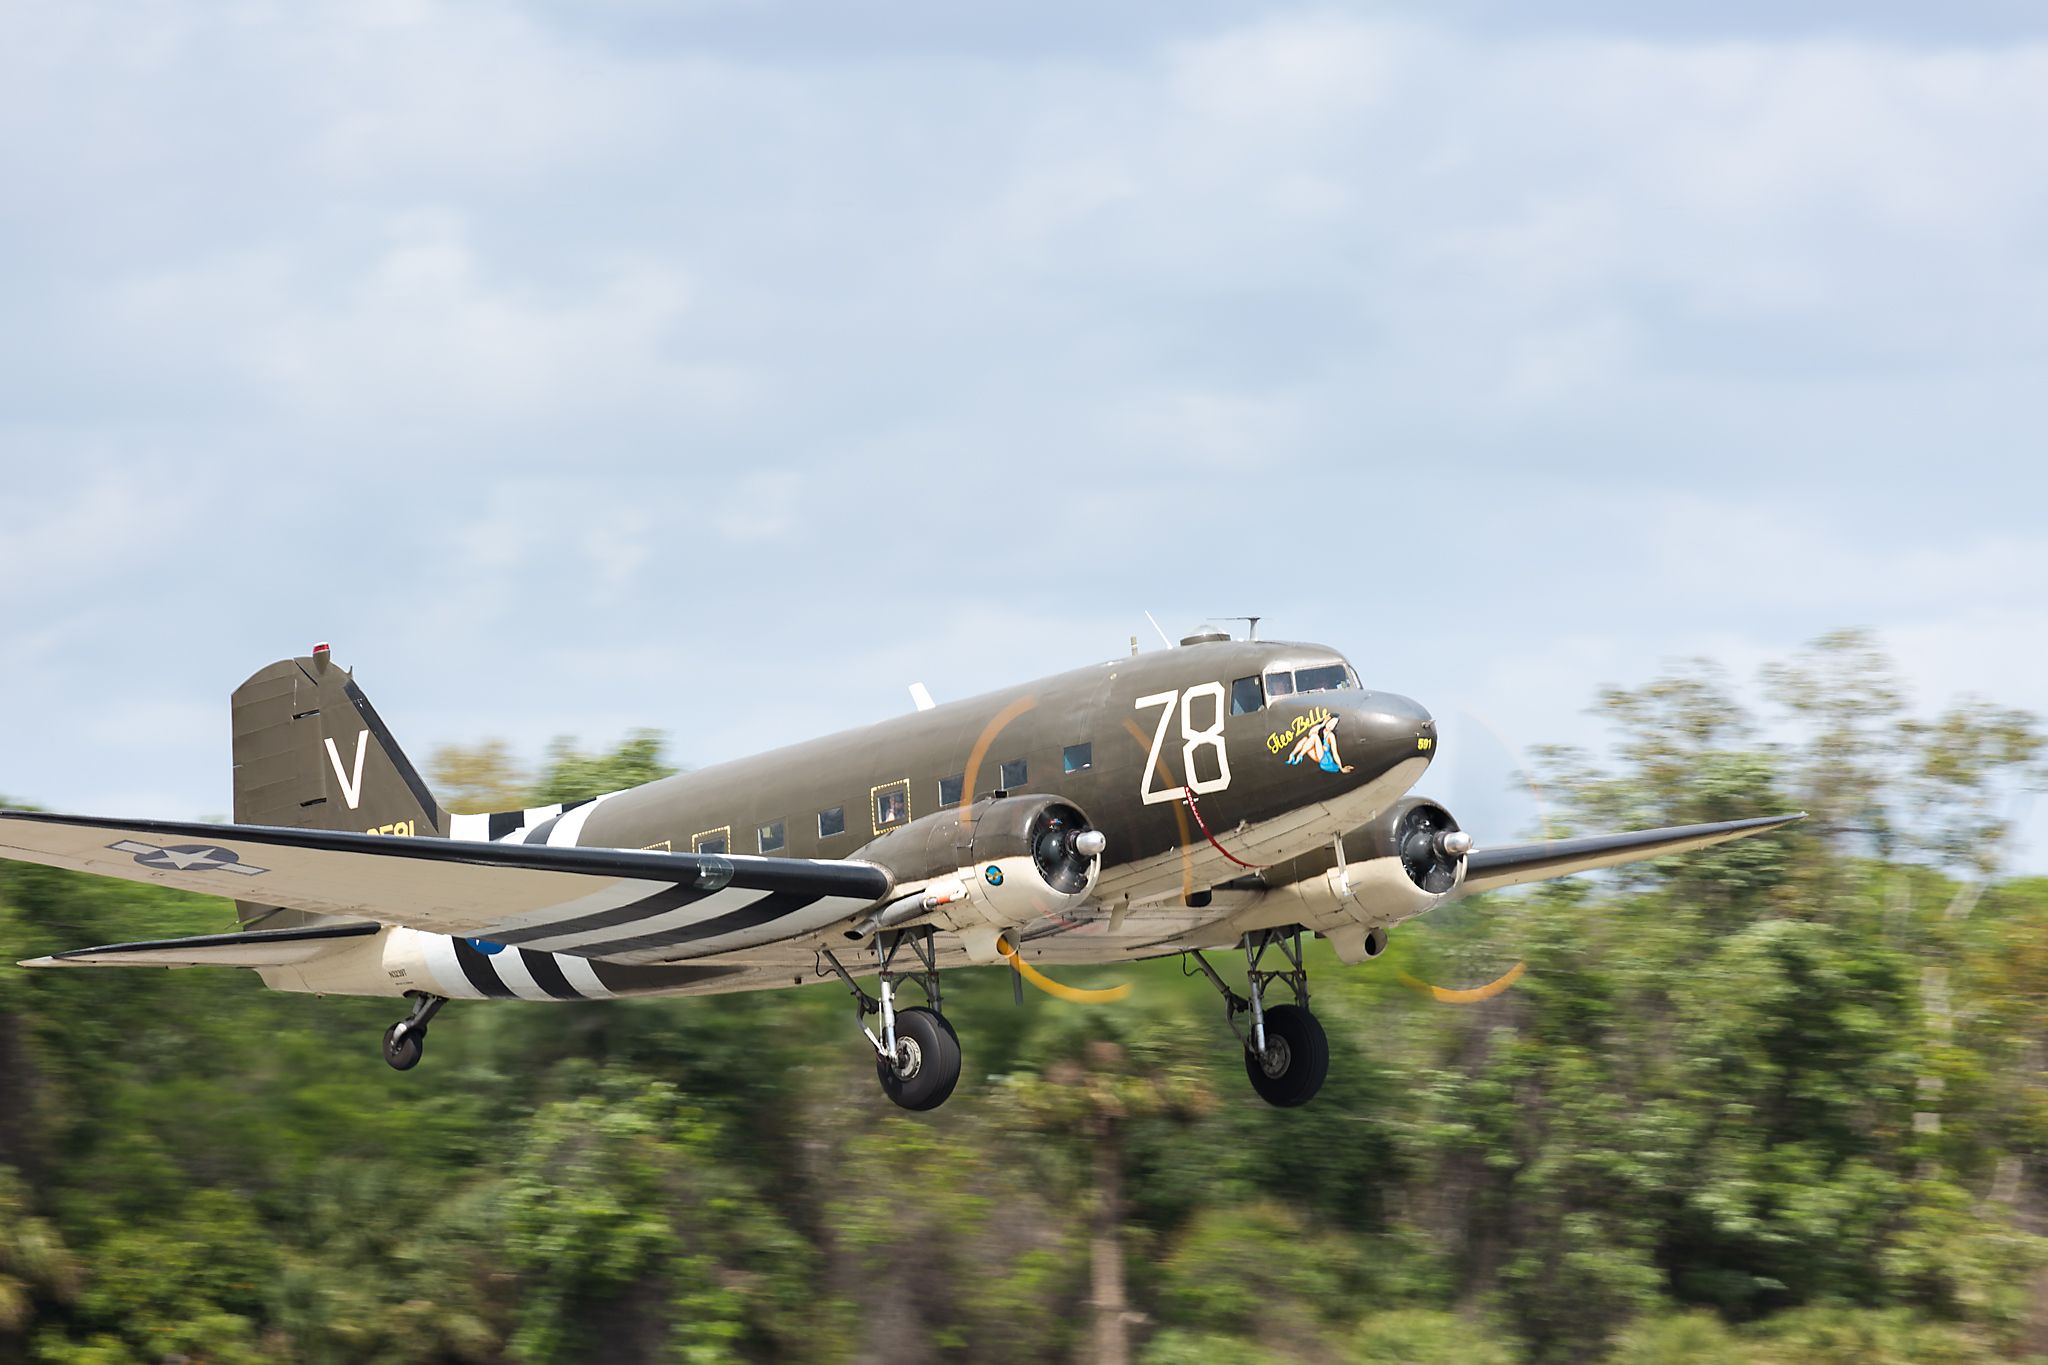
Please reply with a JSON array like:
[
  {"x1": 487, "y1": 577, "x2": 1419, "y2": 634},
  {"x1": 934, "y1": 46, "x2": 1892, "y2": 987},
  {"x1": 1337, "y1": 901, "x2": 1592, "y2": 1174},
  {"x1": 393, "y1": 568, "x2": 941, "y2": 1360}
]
[
  {"x1": 1293, "y1": 662, "x2": 1356, "y2": 694},
  {"x1": 1230, "y1": 676, "x2": 1265, "y2": 715},
  {"x1": 1265, "y1": 670, "x2": 1296, "y2": 699}
]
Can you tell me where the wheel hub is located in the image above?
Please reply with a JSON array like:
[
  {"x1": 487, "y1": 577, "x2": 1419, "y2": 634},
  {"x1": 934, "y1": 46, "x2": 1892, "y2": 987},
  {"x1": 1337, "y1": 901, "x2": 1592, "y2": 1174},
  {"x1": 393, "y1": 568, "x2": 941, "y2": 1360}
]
[
  {"x1": 892, "y1": 1035, "x2": 924, "y2": 1080},
  {"x1": 1256, "y1": 1037, "x2": 1293, "y2": 1079}
]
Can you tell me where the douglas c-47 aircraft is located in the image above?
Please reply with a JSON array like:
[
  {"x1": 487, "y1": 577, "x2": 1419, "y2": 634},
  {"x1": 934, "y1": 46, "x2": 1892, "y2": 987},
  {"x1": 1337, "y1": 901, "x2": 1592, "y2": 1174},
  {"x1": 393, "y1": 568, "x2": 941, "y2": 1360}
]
[{"x1": 3, "y1": 634, "x2": 1800, "y2": 1110}]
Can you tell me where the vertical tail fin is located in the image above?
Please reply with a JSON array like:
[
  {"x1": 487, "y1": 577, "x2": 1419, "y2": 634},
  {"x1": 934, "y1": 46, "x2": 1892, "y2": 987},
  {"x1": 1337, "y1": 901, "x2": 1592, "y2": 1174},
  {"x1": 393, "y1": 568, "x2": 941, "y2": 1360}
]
[{"x1": 231, "y1": 648, "x2": 442, "y2": 927}]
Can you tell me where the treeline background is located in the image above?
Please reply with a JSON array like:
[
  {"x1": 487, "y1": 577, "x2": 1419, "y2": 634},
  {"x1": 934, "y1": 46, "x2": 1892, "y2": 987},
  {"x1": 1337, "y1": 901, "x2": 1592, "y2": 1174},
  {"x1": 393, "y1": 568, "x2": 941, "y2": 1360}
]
[{"x1": 1, "y1": 629, "x2": 2044, "y2": 1363}]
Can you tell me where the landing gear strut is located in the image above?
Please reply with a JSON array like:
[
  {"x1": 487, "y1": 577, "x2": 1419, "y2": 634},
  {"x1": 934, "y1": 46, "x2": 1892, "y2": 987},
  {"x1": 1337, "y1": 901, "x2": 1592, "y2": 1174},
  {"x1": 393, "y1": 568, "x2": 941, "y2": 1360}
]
[
  {"x1": 381, "y1": 991, "x2": 445, "y2": 1072},
  {"x1": 1186, "y1": 927, "x2": 1329, "y2": 1107},
  {"x1": 820, "y1": 928, "x2": 961, "y2": 1111}
]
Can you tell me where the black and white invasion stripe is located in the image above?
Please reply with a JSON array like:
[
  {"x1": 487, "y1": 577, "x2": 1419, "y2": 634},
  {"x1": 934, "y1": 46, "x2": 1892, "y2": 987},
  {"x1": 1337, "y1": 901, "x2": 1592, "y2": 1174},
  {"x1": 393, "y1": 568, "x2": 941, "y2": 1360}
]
[
  {"x1": 416, "y1": 930, "x2": 753, "y2": 999},
  {"x1": 446, "y1": 794, "x2": 611, "y2": 847},
  {"x1": 438, "y1": 792, "x2": 881, "y2": 965}
]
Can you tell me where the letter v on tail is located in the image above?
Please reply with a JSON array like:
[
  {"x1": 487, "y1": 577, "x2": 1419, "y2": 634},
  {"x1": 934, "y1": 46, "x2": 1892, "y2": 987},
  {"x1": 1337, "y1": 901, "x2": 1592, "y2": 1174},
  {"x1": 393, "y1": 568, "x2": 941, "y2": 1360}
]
[{"x1": 324, "y1": 730, "x2": 369, "y2": 809}]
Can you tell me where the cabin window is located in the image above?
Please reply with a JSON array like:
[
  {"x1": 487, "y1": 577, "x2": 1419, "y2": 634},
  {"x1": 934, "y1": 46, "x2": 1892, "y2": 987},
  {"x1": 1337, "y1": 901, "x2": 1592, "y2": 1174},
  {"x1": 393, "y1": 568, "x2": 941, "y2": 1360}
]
[
  {"x1": 1265, "y1": 670, "x2": 1296, "y2": 699},
  {"x1": 938, "y1": 773, "x2": 964, "y2": 807},
  {"x1": 999, "y1": 758, "x2": 1028, "y2": 790},
  {"x1": 1063, "y1": 742, "x2": 1092, "y2": 773},
  {"x1": 873, "y1": 780, "x2": 910, "y2": 833},
  {"x1": 1230, "y1": 676, "x2": 1265, "y2": 715},
  {"x1": 757, "y1": 820, "x2": 785, "y2": 854},
  {"x1": 1293, "y1": 662, "x2": 1356, "y2": 694},
  {"x1": 693, "y1": 827, "x2": 729, "y2": 856},
  {"x1": 818, "y1": 806, "x2": 846, "y2": 839}
]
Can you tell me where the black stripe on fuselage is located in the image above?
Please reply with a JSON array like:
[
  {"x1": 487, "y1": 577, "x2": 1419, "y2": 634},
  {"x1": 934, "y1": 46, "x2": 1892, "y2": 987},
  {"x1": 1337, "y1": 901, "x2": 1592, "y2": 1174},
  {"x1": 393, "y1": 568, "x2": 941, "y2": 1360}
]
[
  {"x1": 487, "y1": 881, "x2": 722, "y2": 947},
  {"x1": 572, "y1": 890, "x2": 825, "y2": 958},
  {"x1": 590, "y1": 961, "x2": 753, "y2": 993},
  {"x1": 452, "y1": 938, "x2": 519, "y2": 998},
  {"x1": 488, "y1": 811, "x2": 523, "y2": 840},
  {"x1": 524, "y1": 814, "x2": 563, "y2": 846},
  {"x1": 519, "y1": 949, "x2": 584, "y2": 1000}
]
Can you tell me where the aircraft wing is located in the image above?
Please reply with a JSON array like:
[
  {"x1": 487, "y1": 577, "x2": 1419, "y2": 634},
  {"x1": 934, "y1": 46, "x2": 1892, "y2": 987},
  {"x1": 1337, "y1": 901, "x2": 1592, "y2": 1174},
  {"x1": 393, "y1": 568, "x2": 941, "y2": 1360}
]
[
  {"x1": 1455, "y1": 812, "x2": 1803, "y2": 897},
  {"x1": 0, "y1": 810, "x2": 893, "y2": 962}
]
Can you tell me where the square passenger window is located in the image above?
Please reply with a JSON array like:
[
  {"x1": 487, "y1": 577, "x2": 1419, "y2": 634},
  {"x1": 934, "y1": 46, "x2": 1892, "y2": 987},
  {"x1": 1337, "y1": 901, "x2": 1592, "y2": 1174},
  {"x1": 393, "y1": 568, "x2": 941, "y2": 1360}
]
[
  {"x1": 1265, "y1": 671, "x2": 1296, "y2": 699},
  {"x1": 693, "y1": 828, "x2": 729, "y2": 856},
  {"x1": 757, "y1": 820, "x2": 786, "y2": 854},
  {"x1": 1063, "y1": 743, "x2": 1092, "y2": 773},
  {"x1": 1230, "y1": 675, "x2": 1265, "y2": 715},
  {"x1": 873, "y1": 781, "x2": 909, "y2": 831},
  {"x1": 938, "y1": 773, "x2": 964, "y2": 807},
  {"x1": 999, "y1": 758, "x2": 1028, "y2": 790},
  {"x1": 818, "y1": 806, "x2": 846, "y2": 838}
]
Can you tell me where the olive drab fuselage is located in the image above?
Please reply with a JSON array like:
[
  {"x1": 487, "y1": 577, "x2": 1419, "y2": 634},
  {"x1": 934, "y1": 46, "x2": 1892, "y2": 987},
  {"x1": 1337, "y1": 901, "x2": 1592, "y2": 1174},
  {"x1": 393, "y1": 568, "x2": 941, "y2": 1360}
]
[{"x1": 542, "y1": 637, "x2": 1438, "y2": 969}]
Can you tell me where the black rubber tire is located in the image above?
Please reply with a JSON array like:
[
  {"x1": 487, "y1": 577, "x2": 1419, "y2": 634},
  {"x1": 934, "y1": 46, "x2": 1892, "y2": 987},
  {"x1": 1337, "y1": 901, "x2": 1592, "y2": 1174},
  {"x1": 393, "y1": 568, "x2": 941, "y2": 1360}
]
[
  {"x1": 382, "y1": 1022, "x2": 425, "y2": 1072},
  {"x1": 877, "y1": 1006, "x2": 962, "y2": 1111},
  {"x1": 1244, "y1": 1003, "x2": 1328, "y2": 1107}
]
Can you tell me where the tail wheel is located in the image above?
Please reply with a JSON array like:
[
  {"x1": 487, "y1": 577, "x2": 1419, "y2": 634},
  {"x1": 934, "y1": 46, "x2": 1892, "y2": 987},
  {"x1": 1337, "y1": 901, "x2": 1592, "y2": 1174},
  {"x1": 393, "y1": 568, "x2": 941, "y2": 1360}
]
[
  {"x1": 382, "y1": 1022, "x2": 425, "y2": 1072},
  {"x1": 877, "y1": 1006, "x2": 962, "y2": 1111},
  {"x1": 1244, "y1": 1003, "x2": 1328, "y2": 1107}
]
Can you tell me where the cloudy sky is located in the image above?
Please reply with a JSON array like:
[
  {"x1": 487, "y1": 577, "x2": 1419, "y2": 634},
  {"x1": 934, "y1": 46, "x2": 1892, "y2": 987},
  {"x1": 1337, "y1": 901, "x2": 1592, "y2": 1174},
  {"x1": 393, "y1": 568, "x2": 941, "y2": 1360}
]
[{"x1": 4, "y1": 1, "x2": 2046, "y2": 861}]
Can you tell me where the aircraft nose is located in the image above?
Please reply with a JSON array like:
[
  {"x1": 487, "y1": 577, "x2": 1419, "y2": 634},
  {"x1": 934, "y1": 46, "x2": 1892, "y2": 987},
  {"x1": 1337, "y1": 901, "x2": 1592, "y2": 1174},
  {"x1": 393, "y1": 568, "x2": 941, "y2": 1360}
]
[{"x1": 1350, "y1": 691, "x2": 1437, "y2": 763}]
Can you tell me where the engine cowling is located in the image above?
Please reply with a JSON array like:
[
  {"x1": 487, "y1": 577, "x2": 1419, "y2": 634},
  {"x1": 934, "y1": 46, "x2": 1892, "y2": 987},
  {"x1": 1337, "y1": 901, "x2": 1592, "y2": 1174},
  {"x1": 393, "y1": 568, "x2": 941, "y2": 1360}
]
[
  {"x1": 853, "y1": 795, "x2": 1104, "y2": 950},
  {"x1": 1363, "y1": 799, "x2": 1468, "y2": 898},
  {"x1": 1268, "y1": 799, "x2": 1469, "y2": 952}
]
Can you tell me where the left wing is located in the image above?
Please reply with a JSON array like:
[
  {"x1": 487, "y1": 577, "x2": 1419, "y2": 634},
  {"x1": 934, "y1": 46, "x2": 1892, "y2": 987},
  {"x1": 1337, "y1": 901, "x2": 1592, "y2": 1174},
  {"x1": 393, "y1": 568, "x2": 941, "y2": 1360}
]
[
  {"x1": 0, "y1": 810, "x2": 893, "y2": 962},
  {"x1": 1455, "y1": 812, "x2": 1804, "y2": 897}
]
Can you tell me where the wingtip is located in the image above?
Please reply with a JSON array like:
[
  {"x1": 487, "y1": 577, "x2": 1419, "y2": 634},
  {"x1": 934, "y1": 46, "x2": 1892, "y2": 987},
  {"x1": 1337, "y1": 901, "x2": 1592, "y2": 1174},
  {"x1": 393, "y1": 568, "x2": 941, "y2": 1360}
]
[{"x1": 18, "y1": 956, "x2": 61, "y2": 969}]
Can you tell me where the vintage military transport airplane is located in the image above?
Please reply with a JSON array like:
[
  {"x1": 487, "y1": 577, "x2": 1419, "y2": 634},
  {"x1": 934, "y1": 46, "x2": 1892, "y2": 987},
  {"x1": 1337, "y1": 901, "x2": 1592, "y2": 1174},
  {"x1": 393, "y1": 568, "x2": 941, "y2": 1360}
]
[{"x1": 3, "y1": 635, "x2": 1800, "y2": 1109}]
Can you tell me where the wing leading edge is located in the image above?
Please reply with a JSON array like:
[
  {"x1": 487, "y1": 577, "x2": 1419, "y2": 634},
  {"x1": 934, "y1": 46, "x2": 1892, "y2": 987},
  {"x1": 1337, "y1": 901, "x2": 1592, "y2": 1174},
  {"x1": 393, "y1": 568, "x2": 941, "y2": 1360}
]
[
  {"x1": 0, "y1": 810, "x2": 893, "y2": 963},
  {"x1": 1456, "y1": 812, "x2": 1804, "y2": 897}
]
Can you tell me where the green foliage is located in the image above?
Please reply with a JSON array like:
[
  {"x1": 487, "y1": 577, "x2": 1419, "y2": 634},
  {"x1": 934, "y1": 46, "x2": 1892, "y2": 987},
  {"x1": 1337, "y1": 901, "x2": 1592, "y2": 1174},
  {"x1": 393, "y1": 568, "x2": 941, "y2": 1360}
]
[
  {"x1": 503, "y1": 1077, "x2": 818, "y2": 1362},
  {"x1": 1349, "y1": 1309, "x2": 1519, "y2": 1364},
  {"x1": 1155, "y1": 1202, "x2": 1360, "y2": 1338},
  {"x1": 0, "y1": 1168, "x2": 77, "y2": 1338},
  {"x1": 1136, "y1": 1329, "x2": 1286, "y2": 1365},
  {"x1": 534, "y1": 730, "x2": 678, "y2": 806},
  {"x1": 4, "y1": 630, "x2": 2048, "y2": 1361},
  {"x1": 427, "y1": 729, "x2": 681, "y2": 814}
]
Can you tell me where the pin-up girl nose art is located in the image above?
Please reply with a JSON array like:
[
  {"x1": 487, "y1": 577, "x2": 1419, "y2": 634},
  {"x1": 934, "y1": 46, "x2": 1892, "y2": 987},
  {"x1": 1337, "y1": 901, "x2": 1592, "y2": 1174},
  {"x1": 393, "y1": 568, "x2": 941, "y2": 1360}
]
[{"x1": 1285, "y1": 714, "x2": 1353, "y2": 774}]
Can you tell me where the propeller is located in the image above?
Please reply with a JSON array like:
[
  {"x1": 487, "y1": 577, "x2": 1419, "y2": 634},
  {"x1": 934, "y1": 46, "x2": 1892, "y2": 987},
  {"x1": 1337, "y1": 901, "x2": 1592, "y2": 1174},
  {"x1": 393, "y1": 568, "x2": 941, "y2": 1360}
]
[
  {"x1": 959, "y1": 694, "x2": 1135, "y2": 1005},
  {"x1": 1396, "y1": 803, "x2": 1469, "y2": 894},
  {"x1": 1401, "y1": 709, "x2": 1551, "y2": 1004}
]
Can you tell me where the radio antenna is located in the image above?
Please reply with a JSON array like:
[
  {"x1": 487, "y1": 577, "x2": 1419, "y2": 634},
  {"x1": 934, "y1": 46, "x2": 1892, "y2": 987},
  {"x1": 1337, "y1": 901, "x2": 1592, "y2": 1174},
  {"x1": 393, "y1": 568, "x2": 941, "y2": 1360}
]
[{"x1": 1142, "y1": 611, "x2": 1174, "y2": 649}]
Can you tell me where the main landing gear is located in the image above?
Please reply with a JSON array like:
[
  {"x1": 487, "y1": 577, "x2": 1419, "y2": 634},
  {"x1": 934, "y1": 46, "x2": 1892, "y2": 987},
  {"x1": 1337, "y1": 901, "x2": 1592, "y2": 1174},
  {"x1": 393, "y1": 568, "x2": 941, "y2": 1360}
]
[
  {"x1": 1186, "y1": 927, "x2": 1329, "y2": 1107},
  {"x1": 820, "y1": 927, "x2": 961, "y2": 1111},
  {"x1": 381, "y1": 991, "x2": 446, "y2": 1071}
]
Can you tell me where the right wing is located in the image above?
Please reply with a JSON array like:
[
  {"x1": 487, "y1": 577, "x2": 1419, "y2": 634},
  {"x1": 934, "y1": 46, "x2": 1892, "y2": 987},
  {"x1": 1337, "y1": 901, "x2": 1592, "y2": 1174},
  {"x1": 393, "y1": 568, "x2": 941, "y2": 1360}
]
[
  {"x1": 1456, "y1": 812, "x2": 1803, "y2": 897},
  {"x1": 0, "y1": 810, "x2": 893, "y2": 963}
]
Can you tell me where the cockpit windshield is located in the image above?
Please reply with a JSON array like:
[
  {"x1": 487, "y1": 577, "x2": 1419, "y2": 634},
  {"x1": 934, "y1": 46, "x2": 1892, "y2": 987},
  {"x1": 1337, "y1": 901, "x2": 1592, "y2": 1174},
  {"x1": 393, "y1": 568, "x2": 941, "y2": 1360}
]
[{"x1": 1265, "y1": 659, "x2": 1360, "y2": 699}]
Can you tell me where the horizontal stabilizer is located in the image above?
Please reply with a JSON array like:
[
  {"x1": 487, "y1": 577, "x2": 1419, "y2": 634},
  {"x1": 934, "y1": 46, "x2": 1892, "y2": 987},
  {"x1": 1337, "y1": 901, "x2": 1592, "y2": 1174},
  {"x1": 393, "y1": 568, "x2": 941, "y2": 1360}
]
[
  {"x1": 21, "y1": 921, "x2": 379, "y2": 969},
  {"x1": 1459, "y1": 812, "x2": 1804, "y2": 897}
]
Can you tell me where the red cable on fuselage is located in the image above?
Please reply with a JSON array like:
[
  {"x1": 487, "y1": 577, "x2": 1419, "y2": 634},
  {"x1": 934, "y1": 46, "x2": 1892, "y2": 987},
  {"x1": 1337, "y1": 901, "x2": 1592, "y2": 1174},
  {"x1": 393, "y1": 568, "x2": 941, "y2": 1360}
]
[{"x1": 1180, "y1": 786, "x2": 1269, "y2": 871}]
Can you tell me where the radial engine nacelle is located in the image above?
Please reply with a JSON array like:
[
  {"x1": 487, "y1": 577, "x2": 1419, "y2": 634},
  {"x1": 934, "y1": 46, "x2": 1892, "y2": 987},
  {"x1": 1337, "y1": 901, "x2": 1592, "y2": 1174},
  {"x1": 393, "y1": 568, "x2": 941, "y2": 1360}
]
[
  {"x1": 847, "y1": 794, "x2": 1104, "y2": 960},
  {"x1": 1269, "y1": 798, "x2": 1470, "y2": 961}
]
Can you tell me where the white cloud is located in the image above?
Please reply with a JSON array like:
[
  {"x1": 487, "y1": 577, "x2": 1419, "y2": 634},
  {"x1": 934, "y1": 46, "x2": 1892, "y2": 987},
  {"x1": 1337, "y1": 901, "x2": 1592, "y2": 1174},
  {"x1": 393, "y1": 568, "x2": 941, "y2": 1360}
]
[{"x1": 105, "y1": 215, "x2": 743, "y2": 424}]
